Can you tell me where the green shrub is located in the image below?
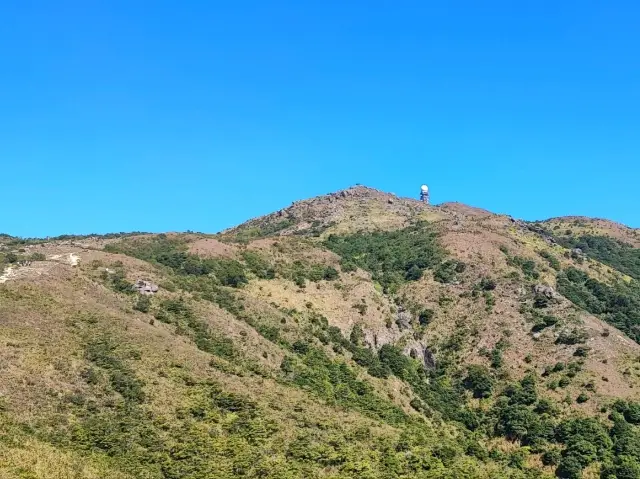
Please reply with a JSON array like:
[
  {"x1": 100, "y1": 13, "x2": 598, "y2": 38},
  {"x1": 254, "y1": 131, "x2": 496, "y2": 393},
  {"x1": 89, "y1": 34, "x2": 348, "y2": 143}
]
[
  {"x1": 555, "y1": 234, "x2": 640, "y2": 280},
  {"x1": 418, "y1": 308, "x2": 435, "y2": 325},
  {"x1": 557, "y1": 267, "x2": 640, "y2": 344},
  {"x1": 324, "y1": 223, "x2": 444, "y2": 292},
  {"x1": 539, "y1": 250, "x2": 561, "y2": 271},
  {"x1": 542, "y1": 447, "x2": 562, "y2": 466},
  {"x1": 479, "y1": 277, "x2": 497, "y2": 291},
  {"x1": 434, "y1": 260, "x2": 466, "y2": 284},
  {"x1": 556, "y1": 329, "x2": 587, "y2": 345},
  {"x1": 531, "y1": 314, "x2": 559, "y2": 332},
  {"x1": 506, "y1": 255, "x2": 540, "y2": 279},
  {"x1": 133, "y1": 295, "x2": 151, "y2": 313},
  {"x1": 573, "y1": 346, "x2": 590, "y2": 357},
  {"x1": 378, "y1": 345, "x2": 415, "y2": 381},
  {"x1": 576, "y1": 393, "x2": 589, "y2": 403},
  {"x1": 463, "y1": 365, "x2": 495, "y2": 398}
]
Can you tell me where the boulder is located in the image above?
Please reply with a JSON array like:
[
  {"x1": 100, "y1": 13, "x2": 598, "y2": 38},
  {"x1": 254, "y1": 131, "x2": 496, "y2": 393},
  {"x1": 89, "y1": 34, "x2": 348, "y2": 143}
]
[
  {"x1": 395, "y1": 307, "x2": 413, "y2": 330},
  {"x1": 133, "y1": 280, "x2": 159, "y2": 295},
  {"x1": 533, "y1": 284, "x2": 557, "y2": 299}
]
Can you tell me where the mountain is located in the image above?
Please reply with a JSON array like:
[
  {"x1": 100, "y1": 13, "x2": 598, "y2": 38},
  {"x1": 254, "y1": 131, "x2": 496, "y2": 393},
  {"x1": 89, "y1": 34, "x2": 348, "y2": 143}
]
[{"x1": 1, "y1": 185, "x2": 640, "y2": 479}]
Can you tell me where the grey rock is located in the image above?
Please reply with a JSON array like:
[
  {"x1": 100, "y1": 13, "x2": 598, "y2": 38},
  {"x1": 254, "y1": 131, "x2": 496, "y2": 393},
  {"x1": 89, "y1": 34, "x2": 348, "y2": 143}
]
[
  {"x1": 404, "y1": 342, "x2": 436, "y2": 369},
  {"x1": 395, "y1": 308, "x2": 413, "y2": 330},
  {"x1": 133, "y1": 280, "x2": 159, "y2": 295},
  {"x1": 533, "y1": 284, "x2": 557, "y2": 299}
]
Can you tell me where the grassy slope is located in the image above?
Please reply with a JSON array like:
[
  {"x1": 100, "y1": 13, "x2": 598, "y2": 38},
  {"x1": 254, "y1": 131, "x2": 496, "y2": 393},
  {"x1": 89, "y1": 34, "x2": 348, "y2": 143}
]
[{"x1": 1, "y1": 187, "x2": 640, "y2": 478}]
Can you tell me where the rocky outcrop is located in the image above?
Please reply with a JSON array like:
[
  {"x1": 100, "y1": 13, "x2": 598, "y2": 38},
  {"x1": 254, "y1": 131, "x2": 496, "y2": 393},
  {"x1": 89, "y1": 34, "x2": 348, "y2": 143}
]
[
  {"x1": 395, "y1": 306, "x2": 413, "y2": 330},
  {"x1": 133, "y1": 280, "x2": 159, "y2": 295},
  {"x1": 533, "y1": 284, "x2": 557, "y2": 300},
  {"x1": 404, "y1": 341, "x2": 436, "y2": 369}
]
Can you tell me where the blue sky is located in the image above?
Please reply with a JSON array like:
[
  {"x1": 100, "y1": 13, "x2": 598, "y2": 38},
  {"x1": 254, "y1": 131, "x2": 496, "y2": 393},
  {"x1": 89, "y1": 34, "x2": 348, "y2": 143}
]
[{"x1": 1, "y1": 1, "x2": 639, "y2": 237}]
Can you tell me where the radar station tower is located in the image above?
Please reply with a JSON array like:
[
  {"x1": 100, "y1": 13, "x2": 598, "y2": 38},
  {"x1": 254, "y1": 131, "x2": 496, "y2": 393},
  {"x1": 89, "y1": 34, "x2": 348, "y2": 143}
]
[{"x1": 420, "y1": 184, "x2": 430, "y2": 204}]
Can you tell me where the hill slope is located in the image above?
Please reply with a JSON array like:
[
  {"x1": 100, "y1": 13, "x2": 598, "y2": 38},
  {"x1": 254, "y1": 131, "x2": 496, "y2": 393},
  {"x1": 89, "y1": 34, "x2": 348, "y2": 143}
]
[{"x1": 1, "y1": 186, "x2": 640, "y2": 479}]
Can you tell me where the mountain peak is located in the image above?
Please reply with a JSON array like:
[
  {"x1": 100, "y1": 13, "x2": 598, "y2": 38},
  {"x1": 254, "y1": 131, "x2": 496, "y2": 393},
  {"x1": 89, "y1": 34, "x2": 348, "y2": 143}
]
[{"x1": 221, "y1": 184, "x2": 438, "y2": 240}]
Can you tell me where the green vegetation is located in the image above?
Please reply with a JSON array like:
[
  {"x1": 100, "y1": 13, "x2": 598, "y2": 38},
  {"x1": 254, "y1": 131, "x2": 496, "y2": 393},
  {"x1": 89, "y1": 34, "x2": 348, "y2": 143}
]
[
  {"x1": 557, "y1": 234, "x2": 640, "y2": 280},
  {"x1": 508, "y1": 256, "x2": 540, "y2": 280},
  {"x1": 538, "y1": 250, "x2": 561, "y2": 271},
  {"x1": 105, "y1": 236, "x2": 249, "y2": 286},
  {"x1": 433, "y1": 259, "x2": 467, "y2": 284},
  {"x1": 232, "y1": 218, "x2": 295, "y2": 241},
  {"x1": 282, "y1": 345, "x2": 407, "y2": 424},
  {"x1": 84, "y1": 335, "x2": 146, "y2": 403},
  {"x1": 324, "y1": 223, "x2": 445, "y2": 292},
  {"x1": 531, "y1": 314, "x2": 559, "y2": 333},
  {"x1": 557, "y1": 267, "x2": 640, "y2": 343},
  {"x1": 463, "y1": 365, "x2": 495, "y2": 398},
  {"x1": 155, "y1": 298, "x2": 239, "y2": 360},
  {"x1": 102, "y1": 266, "x2": 135, "y2": 293},
  {"x1": 5, "y1": 212, "x2": 640, "y2": 478}
]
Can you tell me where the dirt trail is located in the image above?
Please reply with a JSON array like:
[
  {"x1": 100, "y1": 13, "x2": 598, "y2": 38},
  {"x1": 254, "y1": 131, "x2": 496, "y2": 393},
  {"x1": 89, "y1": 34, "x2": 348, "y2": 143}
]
[
  {"x1": 48, "y1": 253, "x2": 80, "y2": 266},
  {"x1": 0, "y1": 266, "x2": 15, "y2": 284},
  {"x1": 0, "y1": 252, "x2": 80, "y2": 284}
]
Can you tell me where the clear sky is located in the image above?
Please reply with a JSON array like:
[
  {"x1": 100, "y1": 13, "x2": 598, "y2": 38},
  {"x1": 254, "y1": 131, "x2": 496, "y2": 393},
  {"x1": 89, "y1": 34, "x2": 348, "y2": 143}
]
[{"x1": 1, "y1": 1, "x2": 639, "y2": 237}]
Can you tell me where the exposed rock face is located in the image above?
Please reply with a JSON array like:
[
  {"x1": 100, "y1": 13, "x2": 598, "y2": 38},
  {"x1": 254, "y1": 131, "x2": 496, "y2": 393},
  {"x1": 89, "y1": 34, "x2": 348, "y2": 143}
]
[
  {"x1": 133, "y1": 280, "x2": 159, "y2": 295},
  {"x1": 404, "y1": 342, "x2": 436, "y2": 369},
  {"x1": 395, "y1": 307, "x2": 413, "y2": 330},
  {"x1": 533, "y1": 284, "x2": 557, "y2": 299}
]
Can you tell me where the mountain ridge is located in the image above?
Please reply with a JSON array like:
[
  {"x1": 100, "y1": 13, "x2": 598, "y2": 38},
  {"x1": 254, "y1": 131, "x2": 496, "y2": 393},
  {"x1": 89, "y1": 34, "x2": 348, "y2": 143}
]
[{"x1": 1, "y1": 186, "x2": 640, "y2": 478}]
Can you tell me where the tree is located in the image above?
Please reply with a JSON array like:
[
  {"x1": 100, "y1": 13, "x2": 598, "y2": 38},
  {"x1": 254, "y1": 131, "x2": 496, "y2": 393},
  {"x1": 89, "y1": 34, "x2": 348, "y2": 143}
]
[
  {"x1": 576, "y1": 393, "x2": 589, "y2": 403},
  {"x1": 555, "y1": 455, "x2": 583, "y2": 479},
  {"x1": 405, "y1": 265, "x2": 423, "y2": 281},
  {"x1": 463, "y1": 365, "x2": 495, "y2": 398},
  {"x1": 601, "y1": 456, "x2": 640, "y2": 479},
  {"x1": 418, "y1": 309, "x2": 434, "y2": 326}
]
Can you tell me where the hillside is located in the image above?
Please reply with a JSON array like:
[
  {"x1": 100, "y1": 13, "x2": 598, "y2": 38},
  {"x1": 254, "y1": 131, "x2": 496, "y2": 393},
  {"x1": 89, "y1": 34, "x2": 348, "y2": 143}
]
[{"x1": 1, "y1": 185, "x2": 640, "y2": 479}]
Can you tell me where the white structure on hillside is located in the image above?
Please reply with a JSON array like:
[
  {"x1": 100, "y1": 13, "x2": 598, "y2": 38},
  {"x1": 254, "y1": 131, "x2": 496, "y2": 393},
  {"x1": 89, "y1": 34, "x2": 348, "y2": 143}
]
[{"x1": 420, "y1": 184, "x2": 430, "y2": 204}]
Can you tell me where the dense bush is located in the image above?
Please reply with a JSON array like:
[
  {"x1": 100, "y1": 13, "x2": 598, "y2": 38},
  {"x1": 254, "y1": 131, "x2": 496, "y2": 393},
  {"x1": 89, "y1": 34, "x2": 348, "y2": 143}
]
[
  {"x1": 418, "y1": 308, "x2": 435, "y2": 325},
  {"x1": 479, "y1": 277, "x2": 497, "y2": 291},
  {"x1": 378, "y1": 345, "x2": 417, "y2": 381},
  {"x1": 156, "y1": 298, "x2": 238, "y2": 360},
  {"x1": 105, "y1": 237, "x2": 249, "y2": 287},
  {"x1": 133, "y1": 294, "x2": 151, "y2": 313},
  {"x1": 463, "y1": 365, "x2": 494, "y2": 398},
  {"x1": 557, "y1": 267, "x2": 640, "y2": 343},
  {"x1": 556, "y1": 234, "x2": 640, "y2": 280},
  {"x1": 433, "y1": 260, "x2": 466, "y2": 284},
  {"x1": 325, "y1": 223, "x2": 445, "y2": 293},
  {"x1": 284, "y1": 346, "x2": 408, "y2": 425},
  {"x1": 531, "y1": 314, "x2": 558, "y2": 333},
  {"x1": 555, "y1": 328, "x2": 587, "y2": 345}
]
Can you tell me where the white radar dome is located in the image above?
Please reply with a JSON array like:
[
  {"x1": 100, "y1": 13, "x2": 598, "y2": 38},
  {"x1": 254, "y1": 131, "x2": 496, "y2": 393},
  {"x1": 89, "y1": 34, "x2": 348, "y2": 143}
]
[{"x1": 420, "y1": 185, "x2": 429, "y2": 192}]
